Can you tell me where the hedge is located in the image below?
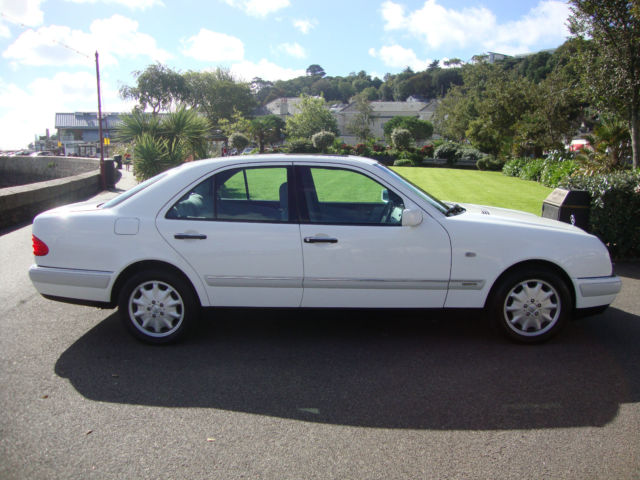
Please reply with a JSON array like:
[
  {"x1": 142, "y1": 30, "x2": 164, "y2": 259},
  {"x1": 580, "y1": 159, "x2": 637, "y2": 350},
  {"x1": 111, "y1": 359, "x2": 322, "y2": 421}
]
[{"x1": 560, "y1": 171, "x2": 640, "y2": 258}]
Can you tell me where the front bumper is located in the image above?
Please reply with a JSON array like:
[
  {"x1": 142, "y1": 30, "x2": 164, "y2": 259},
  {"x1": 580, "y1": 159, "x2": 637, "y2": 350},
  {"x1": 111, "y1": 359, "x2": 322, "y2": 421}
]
[
  {"x1": 29, "y1": 265, "x2": 114, "y2": 303},
  {"x1": 575, "y1": 275, "x2": 622, "y2": 309}
]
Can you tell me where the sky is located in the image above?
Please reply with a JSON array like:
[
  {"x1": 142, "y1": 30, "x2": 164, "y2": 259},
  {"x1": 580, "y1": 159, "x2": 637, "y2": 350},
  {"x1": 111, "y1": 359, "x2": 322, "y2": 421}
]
[{"x1": 0, "y1": 0, "x2": 573, "y2": 150}]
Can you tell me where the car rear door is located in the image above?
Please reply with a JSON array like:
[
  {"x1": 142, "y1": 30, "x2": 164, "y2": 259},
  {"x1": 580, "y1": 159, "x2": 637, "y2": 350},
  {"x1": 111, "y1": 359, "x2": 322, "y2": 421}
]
[{"x1": 156, "y1": 163, "x2": 304, "y2": 307}]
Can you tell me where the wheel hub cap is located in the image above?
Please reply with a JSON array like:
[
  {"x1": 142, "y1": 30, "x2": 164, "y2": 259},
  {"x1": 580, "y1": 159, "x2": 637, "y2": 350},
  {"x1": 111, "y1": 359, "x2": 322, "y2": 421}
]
[
  {"x1": 129, "y1": 281, "x2": 184, "y2": 338},
  {"x1": 504, "y1": 279, "x2": 560, "y2": 337}
]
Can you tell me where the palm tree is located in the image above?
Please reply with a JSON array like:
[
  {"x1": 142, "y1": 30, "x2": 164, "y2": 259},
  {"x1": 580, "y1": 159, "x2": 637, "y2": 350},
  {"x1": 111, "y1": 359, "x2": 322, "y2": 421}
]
[{"x1": 115, "y1": 108, "x2": 211, "y2": 180}]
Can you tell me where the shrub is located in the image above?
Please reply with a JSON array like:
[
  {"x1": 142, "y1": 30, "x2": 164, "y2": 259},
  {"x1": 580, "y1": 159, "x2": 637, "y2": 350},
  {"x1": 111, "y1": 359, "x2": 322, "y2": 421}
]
[
  {"x1": 420, "y1": 144, "x2": 434, "y2": 157},
  {"x1": 393, "y1": 158, "x2": 413, "y2": 167},
  {"x1": 434, "y1": 141, "x2": 461, "y2": 165},
  {"x1": 540, "y1": 159, "x2": 579, "y2": 188},
  {"x1": 502, "y1": 157, "x2": 528, "y2": 177},
  {"x1": 519, "y1": 158, "x2": 546, "y2": 182},
  {"x1": 285, "y1": 137, "x2": 317, "y2": 153},
  {"x1": 311, "y1": 130, "x2": 335, "y2": 153},
  {"x1": 229, "y1": 132, "x2": 249, "y2": 152},
  {"x1": 354, "y1": 143, "x2": 373, "y2": 156},
  {"x1": 477, "y1": 156, "x2": 505, "y2": 171},
  {"x1": 459, "y1": 146, "x2": 484, "y2": 164},
  {"x1": 391, "y1": 128, "x2": 413, "y2": 151},
  {"x1": 560, "y1": 171, "x2": 640, "y2": 258}
]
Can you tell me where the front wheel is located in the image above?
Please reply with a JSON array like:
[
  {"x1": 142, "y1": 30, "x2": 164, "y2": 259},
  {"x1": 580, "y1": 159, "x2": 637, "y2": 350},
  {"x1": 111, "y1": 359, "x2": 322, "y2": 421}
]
[
  {"x1": 489, "y1": 268, "x2": 571, "y2": 343},
  {"x1": 118, "y1": 269, "x2": 198, "y2": 344}
]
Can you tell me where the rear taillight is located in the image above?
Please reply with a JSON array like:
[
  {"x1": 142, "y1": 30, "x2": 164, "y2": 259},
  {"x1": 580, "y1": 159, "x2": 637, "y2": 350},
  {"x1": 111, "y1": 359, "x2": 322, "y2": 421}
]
[{"x1": 32, "y1": 235, "x2": 49, "y2": 256}]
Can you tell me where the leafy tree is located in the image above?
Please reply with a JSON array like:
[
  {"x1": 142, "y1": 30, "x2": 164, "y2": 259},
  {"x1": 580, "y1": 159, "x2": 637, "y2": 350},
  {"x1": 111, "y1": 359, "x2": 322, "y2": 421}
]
[
  {"x1": 285, "y1": 95, "x2": 338, "y2": 139},
  {"x1": 218, "y1": 109, "x2": 252, "y2": 138},
  {"x1": 346, "y1": 94, "x2": 374, "y2": 143},
  {"x1": 183, "y1": 68, "x2": 255, "y2": 126},
  {"x1": 250, "y1": 115, "x2": 285, "y2": 152},
  {"x1": 569, "y1": 0, "x2": 640, "y2": 168},
  {"x1": 119, "y1": 63, "x2": 187, "y2": 114},
  {"x1": 513, "y1": 69, "x2": 583, "y2": 156},
  {"x1": 444, "y1": 58, "x2": 463, "y2": 67},
  {"x1": 306, "y1": 64, "x2": 326, "y2": 77}
]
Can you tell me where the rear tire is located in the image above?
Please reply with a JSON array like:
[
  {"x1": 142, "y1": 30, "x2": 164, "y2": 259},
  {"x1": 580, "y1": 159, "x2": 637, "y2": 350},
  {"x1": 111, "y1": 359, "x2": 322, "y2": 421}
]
[
  {"x1": 489, "y1": 268, "x2": 571, "y2": 343},
  {"x1": 118, "y1": 269, "x2": 198, "y2": 344}
]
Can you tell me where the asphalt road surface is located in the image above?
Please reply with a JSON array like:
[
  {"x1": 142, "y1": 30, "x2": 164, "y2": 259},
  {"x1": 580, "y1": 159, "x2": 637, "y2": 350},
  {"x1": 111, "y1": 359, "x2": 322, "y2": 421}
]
[{"x1": 1, "y1": 175, "x2": 639, "y2": 479}]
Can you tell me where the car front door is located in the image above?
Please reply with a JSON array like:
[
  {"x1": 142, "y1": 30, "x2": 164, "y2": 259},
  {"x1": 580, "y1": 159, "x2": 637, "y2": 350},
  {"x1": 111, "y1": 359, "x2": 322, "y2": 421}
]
[
  {"x1": 156, "y1": 164, "x2": 303, "y2": 307},
  {"x1": 296, "y1": 165, "x2": 451, "y2": 308}
]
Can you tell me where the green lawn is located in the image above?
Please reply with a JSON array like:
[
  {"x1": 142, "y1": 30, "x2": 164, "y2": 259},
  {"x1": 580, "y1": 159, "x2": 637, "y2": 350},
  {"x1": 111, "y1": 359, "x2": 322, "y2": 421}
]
[{"x1": 393, "y1": 167, "x2": 552, "y2": 216}]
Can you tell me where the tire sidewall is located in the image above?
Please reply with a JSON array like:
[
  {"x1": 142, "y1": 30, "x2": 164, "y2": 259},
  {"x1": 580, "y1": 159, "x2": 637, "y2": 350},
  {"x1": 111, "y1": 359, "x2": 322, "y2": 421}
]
[
  {"x1": 489, "y1": 268, "x2": 571, "y2": 344},
  {"x1": 118, "y1": 269, "x2": 197, "y2": 344}
]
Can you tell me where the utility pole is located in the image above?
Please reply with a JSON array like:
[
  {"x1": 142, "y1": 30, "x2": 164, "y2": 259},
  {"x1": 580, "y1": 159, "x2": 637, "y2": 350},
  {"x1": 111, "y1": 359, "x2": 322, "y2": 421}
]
[{"x1": 95, "y1": 51, "x2": 106, "y2": 190}]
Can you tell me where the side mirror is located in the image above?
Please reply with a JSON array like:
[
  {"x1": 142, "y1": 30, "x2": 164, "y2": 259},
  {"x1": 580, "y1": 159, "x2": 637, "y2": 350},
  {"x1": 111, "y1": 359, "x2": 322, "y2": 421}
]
[
  {"x1": 402, "y1": 208, "x2": 423, "y2": 227},
  {"x1": 381, "y1": 189, "x2": 389, "y2": 203}
]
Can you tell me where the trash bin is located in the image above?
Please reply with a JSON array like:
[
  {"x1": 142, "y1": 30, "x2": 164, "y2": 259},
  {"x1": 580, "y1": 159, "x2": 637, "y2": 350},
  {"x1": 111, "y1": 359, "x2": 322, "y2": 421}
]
[
  {"x1": 104, "y1": 159, "x2": 115, "y2": 188},
  {"x1": 541, "y1": 188, "x2": 591, "y2": 230},
  {"x1": 114, "y1": 154, "x2": 122, "y2": 170}
]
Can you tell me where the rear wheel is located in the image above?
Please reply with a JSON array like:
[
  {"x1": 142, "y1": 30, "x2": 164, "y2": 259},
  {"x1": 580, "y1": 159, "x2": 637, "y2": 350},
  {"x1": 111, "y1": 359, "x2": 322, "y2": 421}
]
[
  {"x1": 489, "y1": 268, "x2": 571, "y2": 343},
  {"x1": 118, "y1": 269, "x2": 198, "y2": 344}
]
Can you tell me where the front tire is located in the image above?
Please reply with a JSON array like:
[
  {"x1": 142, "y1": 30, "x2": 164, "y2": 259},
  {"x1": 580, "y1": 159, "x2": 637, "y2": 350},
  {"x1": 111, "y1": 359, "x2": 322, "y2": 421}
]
[
  {"x1": 489, "y1": 268, "x2": 571, "y2": 343},
  {"x1": 118, "y1": 269, "x2": 198, "y2": 344}
]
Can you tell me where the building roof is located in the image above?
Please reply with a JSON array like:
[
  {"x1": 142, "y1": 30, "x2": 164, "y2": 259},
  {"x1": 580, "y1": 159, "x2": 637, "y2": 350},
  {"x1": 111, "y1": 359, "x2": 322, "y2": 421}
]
[{"x1": 55, "y1": 112, "x2": 124, "y2": 130}]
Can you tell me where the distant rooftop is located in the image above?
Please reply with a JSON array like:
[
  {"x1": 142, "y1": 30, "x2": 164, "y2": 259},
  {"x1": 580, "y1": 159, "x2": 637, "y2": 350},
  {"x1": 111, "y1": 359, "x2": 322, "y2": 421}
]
[{"x1": 55, "y1": 112, "x2": 124, "y2": 130}]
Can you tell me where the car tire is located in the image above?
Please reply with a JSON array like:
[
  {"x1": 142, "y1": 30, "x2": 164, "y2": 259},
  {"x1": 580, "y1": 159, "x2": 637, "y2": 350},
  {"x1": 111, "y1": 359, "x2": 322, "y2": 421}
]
[
  {"x1": 489, "y1": 267, "x2": 571, "y2": 343},
  {"x1": 118, "y1": 269, "x2": 198, "y2": 344}
]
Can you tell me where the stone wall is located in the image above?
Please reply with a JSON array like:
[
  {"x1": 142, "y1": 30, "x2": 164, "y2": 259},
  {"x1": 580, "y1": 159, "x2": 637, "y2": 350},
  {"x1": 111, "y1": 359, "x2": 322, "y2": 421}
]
[
  {"x1": 0, "y1": 156, "x2": 101, "y2": 187},
  {"x1": 0, "y1": 156, "x2": 112, "y2": 230}
]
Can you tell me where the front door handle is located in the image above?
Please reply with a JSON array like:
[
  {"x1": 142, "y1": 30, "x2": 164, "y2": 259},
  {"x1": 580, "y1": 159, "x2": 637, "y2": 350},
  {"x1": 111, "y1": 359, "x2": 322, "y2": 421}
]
[
  {"x1": 304, "y1": 236, "x2": 338, "y2": 244},
  {"x1": 174, "y1": 233, "x2": 207, "y2": 240}
]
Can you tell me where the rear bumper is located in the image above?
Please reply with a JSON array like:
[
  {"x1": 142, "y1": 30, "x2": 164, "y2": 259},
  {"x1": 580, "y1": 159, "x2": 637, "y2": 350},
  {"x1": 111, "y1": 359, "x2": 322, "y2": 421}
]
[
  {"x1": 575, "y1": 275, "x2": 622, "y2": 309},
  {"x1": 29, "y1": 265, "x2": 113, "y2": 303}
]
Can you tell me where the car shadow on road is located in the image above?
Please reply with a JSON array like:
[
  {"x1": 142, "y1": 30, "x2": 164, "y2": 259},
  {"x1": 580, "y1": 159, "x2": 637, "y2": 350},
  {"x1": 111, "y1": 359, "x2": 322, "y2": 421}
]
[{"x1": 55, "y1": 307, "x2": 639, "y2": 430}]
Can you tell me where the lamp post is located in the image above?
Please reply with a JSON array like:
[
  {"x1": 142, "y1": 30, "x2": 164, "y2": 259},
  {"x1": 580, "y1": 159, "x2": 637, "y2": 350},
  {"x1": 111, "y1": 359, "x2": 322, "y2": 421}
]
[{"x1": 95, "y1": 51, "x2": 106, "y2": 190}]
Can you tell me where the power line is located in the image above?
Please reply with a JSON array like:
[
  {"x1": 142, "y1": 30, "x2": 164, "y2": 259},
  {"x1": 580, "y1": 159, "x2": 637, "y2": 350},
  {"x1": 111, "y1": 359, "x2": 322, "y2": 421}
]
[{"x1": 0, "y1": 11, "x2": 92, "y2": 60}]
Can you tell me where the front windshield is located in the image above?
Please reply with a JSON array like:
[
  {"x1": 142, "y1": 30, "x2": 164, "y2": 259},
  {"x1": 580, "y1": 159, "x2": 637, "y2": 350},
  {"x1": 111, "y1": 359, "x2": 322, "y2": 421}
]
[
  {"x1": 374, "y1": 163, "x2": 450, "y2": 215},
  {"x1": 100, "y1": 172, "x2": 168, "y2": 208}
]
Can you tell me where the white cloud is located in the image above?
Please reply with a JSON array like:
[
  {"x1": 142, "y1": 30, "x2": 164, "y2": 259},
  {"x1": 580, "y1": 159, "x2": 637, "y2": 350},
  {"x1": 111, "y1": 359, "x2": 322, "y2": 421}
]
[
  {"x1": 2, "y1": 15, "x2": 171, "y2": 67},
  {"x1": 369, "y1": 45, "x2": 430, "y2": 71},
  {"x1": 0, "y1": 0, "x2": 45, "y2": 28},
  {"x1": 380, "y1": 1, "x2": 406, "y2": 31},
  {"x1": 0, "y1": 71, "x2": 134, "y2": 149},
  {"x1": 222, "y1": 0, "x2": 290, "y2": 17},
  {"x1": 293, "y1": 19, "x2": 316, "y2": 34},
  {"x1": 381, "y1": 0, "x2": 570, "y2": 55},
  {"x1": 181, "y1": 29, "x2": 244, "y2": 62},
  {"x1": 64, "y1": 0, "x2": 164, "y2": 9},
  {"x1": 230, "y1": 59, "x2": 305, "y2": 82},
  {"x1": 278, "y1": 42, "x2": 306, "y2": 59}
]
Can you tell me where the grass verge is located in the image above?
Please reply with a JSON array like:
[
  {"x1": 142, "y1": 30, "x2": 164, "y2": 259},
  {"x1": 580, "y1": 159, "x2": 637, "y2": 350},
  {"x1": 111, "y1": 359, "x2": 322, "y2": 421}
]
[{"x1": 393, "y1": 167, "x2": 552, "y2": 216}]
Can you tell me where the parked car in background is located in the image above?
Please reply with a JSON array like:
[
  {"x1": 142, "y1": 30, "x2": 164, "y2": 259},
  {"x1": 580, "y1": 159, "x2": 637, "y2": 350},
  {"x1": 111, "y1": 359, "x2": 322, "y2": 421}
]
[
  {"x1": 29, "y1": 155, "x2": 621, "y2": 344},
  {"x1": 30, "y1": 151, "x2": 53, "y2": 157}
]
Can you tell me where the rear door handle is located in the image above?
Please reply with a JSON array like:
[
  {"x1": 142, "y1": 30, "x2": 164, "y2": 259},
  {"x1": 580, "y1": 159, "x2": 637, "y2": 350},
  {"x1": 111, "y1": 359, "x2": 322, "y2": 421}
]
[
  {"x1": 304, "y1": 236, "x2": 338, "y2": 244},
  {"x1": 174, "y1": 233, "x2": 207, "y2": 240}
]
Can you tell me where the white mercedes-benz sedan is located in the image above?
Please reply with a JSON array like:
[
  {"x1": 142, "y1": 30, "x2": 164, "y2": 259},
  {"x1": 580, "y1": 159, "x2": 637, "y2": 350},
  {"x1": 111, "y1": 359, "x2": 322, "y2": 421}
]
[{"x1": 29, "y1": 155, "x2": 621, "y2": 344}]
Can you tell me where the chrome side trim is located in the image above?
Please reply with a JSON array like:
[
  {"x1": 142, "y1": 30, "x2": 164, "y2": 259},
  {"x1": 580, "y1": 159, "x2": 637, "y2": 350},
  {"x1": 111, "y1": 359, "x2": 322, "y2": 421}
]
[
  {"x1": 304, "y1": 278, "x2": 449, "y2": 290},
  {"x1": 449, "y1": 280, "x2": 485, "y2": 290},
  {"x1": 205, "y1": 275, "x2": 302, "y2": 288},
  {"x1": 204, "y1": 275, "x2": 486, "y2": 291},
  {"x1": 29, "y1": 265, "x2": 112, "y2": 289},
  {"x1": 578, "y1": 276, "x2": 622, "y2": 297}
]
